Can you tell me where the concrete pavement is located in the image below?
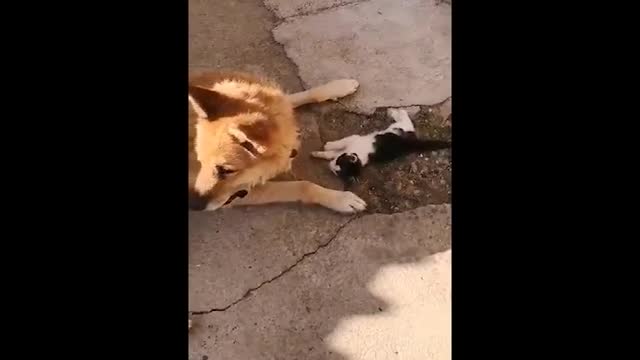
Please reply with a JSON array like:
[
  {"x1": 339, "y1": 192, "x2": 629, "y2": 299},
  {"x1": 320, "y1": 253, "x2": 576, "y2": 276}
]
[
  {"x1": 189, "y1": 206, "x2": 451, "y2": 360},
  {"x1": 273, "y1": 0, "x2": 451, "y2": 114},
  {"x1": 189, "y1": 0, "x2": 451, "y2": 358}
]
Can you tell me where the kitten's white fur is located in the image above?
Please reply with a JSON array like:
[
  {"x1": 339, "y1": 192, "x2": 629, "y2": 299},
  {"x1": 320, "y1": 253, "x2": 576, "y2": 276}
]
[{"x1": 312, "y1": 109, "x2": 415, "y2": 174}]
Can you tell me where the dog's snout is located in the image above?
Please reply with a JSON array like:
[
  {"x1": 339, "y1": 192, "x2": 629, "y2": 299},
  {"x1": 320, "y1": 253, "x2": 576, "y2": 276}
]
[{"x1": 188, "y1": 189, "x2": 210, "y2": 211}]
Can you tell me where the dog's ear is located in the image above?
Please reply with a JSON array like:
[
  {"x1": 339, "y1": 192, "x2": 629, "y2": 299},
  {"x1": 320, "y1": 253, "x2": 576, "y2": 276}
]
[
  {"x1": 228, "y1": 121, "x2": 274, "y2": 157},
  {"x1": 188, "y1": 85, "x2": 222, "y2": 119}
]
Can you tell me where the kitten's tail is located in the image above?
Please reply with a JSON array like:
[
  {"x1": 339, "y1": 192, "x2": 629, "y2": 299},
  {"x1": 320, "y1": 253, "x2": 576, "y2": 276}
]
[{"x1": 407, "y1": 139, "x2": 451, "y2": 152}]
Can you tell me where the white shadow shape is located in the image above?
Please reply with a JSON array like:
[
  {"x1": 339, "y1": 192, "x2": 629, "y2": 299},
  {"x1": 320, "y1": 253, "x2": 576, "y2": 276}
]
[{"x1": 326, "y1": 249, "x2": 451, "y2": 360}]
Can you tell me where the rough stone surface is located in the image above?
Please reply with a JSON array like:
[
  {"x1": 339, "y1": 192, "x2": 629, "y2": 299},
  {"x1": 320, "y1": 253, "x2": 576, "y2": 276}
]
[
  {"x1": 399, "y1": 105, "x2": 421, "y2": 118},
  {"x1": 265, "y1": 0, "x2": 358, "y2": 18},
  {"x1": 290, "y1": 108, "x2": 346, "y2": 190},
  {"x1": 189, "y1": 205, "x2": 451, "y2": 360},
  {"x1": 189, "y1": 0, "x2": 302, "y2": 93},
  {"x1": 437, "y1": 97, "x2": 452, "y2": 119},
  {"x1": 189, "y1": 207, "x2": 353, "y2": 311},
  {"x1": 273, "y1": 0, "x2": 451, "y2": 114},
  {"x1": 313, "y1": 102, "x2": 451, "y2": 213}
]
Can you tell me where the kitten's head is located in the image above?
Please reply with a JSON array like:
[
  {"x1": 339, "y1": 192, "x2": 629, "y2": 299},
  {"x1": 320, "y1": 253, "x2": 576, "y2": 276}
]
[{"x1": 330, "y1": 153, "x2": 362, "y2": 185}]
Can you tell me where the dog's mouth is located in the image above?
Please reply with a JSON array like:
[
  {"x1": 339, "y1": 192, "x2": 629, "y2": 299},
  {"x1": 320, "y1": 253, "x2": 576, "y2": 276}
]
[{"x1": 223, "y1": 189, "x2": 249, "y2": 205}]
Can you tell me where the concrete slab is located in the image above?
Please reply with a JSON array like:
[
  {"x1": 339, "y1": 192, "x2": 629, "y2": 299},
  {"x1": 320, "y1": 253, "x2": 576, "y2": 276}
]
[
  {"x1": 189, "y1": 205, "x2": 451, "y2": 360},
  {"x1": 328, "y1": 250, "x2": 451, "y2": 360},
  {"x1": 436, "y1": 97, "x2": 452, "y2": 120},
  {"x1": 399, "y1": 105, "x2": 422, "y2": 118},
  {"x1": 189, "y1": 0, "x2": 302, "y2": 93},
  {"x1": 264, "y1": 0, "x2": 359, "y2": 18},
  {"x1": 189, "y1": 207, "x2": 354, "y2": 311},
  {"x1": 273, "y1": 0, "x2": 451, "y2": 114}
]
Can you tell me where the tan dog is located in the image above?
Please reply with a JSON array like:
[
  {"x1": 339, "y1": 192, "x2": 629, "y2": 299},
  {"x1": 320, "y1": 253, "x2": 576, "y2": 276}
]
[{"x1": 188, "y1": 71, "x2": 367, "y2": 213}]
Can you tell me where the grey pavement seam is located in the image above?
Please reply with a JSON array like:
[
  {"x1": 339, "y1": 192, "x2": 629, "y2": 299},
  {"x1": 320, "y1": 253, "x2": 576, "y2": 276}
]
[
  {"x1": 267, "y1": 1, "x2": 369, "y2": 24},
  {"x1": 334, "y1": 96, "x2": 452, "y2": 115},
  {"x1": 265, "y1": 23, "x2": 305, "y2": 91},
  {"x1": 190, "y1": 214, "x2": 362, "y2": 316}
]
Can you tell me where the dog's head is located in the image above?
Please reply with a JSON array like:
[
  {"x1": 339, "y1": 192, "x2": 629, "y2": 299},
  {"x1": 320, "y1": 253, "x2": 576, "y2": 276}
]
[{"x1": 188, "y1": 83, "x2": 298, "y2": 210}]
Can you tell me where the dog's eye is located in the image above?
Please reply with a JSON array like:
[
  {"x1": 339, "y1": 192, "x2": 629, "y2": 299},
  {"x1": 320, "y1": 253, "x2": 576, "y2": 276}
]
[{"x1": 216, "y1": 165, "x2": 237, "y2": 176}]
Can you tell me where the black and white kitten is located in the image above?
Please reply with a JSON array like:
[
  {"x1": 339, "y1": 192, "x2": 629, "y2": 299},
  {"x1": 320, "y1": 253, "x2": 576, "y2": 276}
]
[{"x1": 312, "y1": 108, "x2": 450, "y2": 184}]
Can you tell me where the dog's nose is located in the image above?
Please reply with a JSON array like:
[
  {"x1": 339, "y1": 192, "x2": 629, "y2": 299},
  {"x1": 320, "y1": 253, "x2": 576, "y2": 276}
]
[{"x1": 188, "y1": 189, "x2": 210, "y2": 211}]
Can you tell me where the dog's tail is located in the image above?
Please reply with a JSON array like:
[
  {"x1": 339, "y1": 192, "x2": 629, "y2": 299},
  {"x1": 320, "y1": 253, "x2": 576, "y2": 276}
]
[{"x1": 407, "y1": 138, "x2": 451, "y2": 152}]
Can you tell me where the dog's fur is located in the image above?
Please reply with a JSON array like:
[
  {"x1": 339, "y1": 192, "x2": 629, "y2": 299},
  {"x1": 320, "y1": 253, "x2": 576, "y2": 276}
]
[{"x1": 187, "y1": 71, "x2": 367, "y2": 214}]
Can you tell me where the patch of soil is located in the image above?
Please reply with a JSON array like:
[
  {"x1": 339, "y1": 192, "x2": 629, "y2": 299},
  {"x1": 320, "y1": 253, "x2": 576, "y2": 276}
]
[{"x1": 314, "y1": 101, "x2": 451, "y2": 214}]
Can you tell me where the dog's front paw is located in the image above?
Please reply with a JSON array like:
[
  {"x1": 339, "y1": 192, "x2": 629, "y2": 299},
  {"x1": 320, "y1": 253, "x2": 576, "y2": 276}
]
[
  {"x1": 314, "y1": 79, "x2": 359, "y2": 102},
  {"x1": 323, "y1": 190, "x2": 367, "y2": 213}
]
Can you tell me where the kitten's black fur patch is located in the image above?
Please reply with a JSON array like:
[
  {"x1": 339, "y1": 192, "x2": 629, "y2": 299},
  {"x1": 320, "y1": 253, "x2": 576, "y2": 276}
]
[
  {"x1": 335, "y1": 153, "x2": 362, "y2": 186},
  {"x1": 370, "y1": 131, "x2": 450, "y2": 163}
]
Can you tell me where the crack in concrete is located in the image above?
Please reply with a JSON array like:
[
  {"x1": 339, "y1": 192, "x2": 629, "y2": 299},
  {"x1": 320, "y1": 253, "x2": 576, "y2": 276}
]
[
  {"x1": 190, "y1": 215, "x2": 361, "y2": 316},
  {"x1": 262, "y1": 3, "x2": 330, "y2": 147},
  {"x1": 269, "y1": 0, "x2": 370, "y2": 25},
  {"x1": 267, "y1": 2, "x2": 371, "y2": 92},
  {"x1": 269, "y1": 29, "x2": 306, "y2": 90},
  {"x1": 334, "y1": 96, "x2": 452, "y2": 116}
]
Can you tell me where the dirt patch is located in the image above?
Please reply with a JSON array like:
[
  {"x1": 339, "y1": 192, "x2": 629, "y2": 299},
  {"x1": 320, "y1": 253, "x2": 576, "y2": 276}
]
[{"x1": 312, "y1": 101, "x2": 451, "y2": 214}]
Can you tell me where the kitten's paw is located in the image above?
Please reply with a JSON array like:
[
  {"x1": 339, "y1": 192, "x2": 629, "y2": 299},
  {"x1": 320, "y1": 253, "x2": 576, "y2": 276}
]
[
  {"x1": 387, "y1": 107, "x2": 408, "y2": 120},
  {"x1": 323, "y1": 190, "x2": 367, "y2": 213},
  {"x1": 311, "y1": 150, "x2": 337, "y2": 160},
  {"x1": 313, "y1": 79, "x2": 359, "y2": 102},
  {"x1": 324, "y1": 136, "x2": 355, "y2": 150}
]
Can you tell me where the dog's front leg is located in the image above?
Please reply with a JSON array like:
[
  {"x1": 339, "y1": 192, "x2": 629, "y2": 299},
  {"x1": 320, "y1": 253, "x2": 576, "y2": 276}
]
[
  {"x1": 223, "y1": 181, "x2": 366, "y2": 214},
  {"x1": 287, "y1": 79, "x2": 360, "y2": 108}
]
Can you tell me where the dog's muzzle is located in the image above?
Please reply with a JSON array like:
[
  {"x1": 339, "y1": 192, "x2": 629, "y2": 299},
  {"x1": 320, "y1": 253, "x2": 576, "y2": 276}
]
[
  {"x1": 188, "y1": 189, "x2": 211, "y2": 211},
  {"x1": 188, "y1": 189, "x2": 249, "y2": 211}
]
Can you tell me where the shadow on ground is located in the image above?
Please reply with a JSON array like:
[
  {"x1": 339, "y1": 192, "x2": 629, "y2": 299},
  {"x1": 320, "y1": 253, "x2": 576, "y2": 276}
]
[{"x1": 189, "y1": 205, "x2": 450, "y2": 360}]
